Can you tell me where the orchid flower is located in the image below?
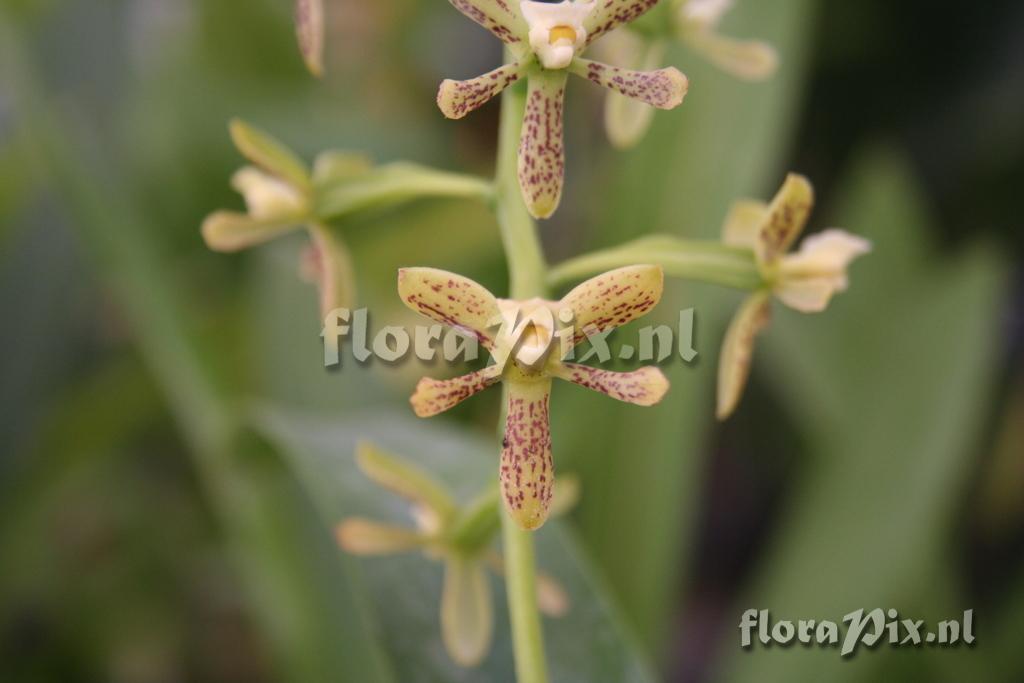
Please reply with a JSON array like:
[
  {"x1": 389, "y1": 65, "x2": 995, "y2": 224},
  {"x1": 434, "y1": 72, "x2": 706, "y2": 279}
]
[
  {"x1": 336, "y1": 442, "x2": 576, "y2": 666},
  {"x1": 716, "y1": 174, "x2": 872, "y2": 419},
  {"x1": 602, "y1": 0, "x2": 777, "y2": 148},
  {"x1": 438, "y1": 0, "x2": 689, "y2": 219},
  {"x1": 202, "y1": 119, "x2": 492, "y2": 317},
  {"x1": 398, "y1": 264, "x2": 670, "y2": 529}
]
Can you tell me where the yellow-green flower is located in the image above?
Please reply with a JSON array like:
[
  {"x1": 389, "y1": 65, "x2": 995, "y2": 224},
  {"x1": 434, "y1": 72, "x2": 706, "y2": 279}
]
[
  {"x1": 603, "y1": 0, "x2": 777, "y2": 148},
  {"x1": 716, "y1": 174, "x2": 872, "y2": 419},
  {"x1": 336, "y1": 443, "x2": 575, "y2": 666},
  {"x1": 438, "y1": 0, "x2": 689, "y2": 218},
  {"x1": 202, "y1": 119, "x2": 492, "y2": 316},
  {"x1": 398, "y1": 265, "x2": 670, "y2": 530}
]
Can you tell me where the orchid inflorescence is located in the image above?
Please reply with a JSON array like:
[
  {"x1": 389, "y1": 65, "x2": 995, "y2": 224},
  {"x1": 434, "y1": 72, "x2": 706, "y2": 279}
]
[{"x1": 206, "y1": 0, "x2": 872, "y2": 673}]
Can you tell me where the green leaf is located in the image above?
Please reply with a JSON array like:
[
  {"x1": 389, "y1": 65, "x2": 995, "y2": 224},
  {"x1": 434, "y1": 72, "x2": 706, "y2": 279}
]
[{"x1": 256, "y1": 407, "x2": 659, "y2": 683}]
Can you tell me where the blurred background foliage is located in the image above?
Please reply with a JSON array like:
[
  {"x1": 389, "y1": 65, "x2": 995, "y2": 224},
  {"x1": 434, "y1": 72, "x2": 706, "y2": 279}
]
[{"x1": 1, "y1": 0, "x2": 1022, "y2": 681}]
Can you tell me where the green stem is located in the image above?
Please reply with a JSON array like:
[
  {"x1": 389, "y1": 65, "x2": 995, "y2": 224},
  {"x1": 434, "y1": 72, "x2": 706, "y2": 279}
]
[
  {"x1": 494, "y1": 62, "x2": 550, "y2": 683},
  {"x1": 496, "y1": 78, "x2": 547, "y2": 301},
  {"x1": 548, "y1": 239, "x2": 763, "y2": 291}
]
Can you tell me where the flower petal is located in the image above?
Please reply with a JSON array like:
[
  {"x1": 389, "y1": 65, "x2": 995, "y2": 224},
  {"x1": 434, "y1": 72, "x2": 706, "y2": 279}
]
[
  {"x1": 758, "y1": 173, "x2": 814, "y2": 264},
  {"x1": 294, "y1": 0, "x2": 325, "y2": 77},
  {"x1": 441, "y1": 556, "x2": 494, "y2": 667},
  {"x1": 553, "y1": 363, "x2": 669, "y2": 406},
  {"x1": 228, "y1": 119, "x2": 310, "y2": 190},
  {"x1": 716, "y1": 290, "x2": 771, "y2": 420},
  {"x1": 721, "y1": 199, "x2": 769, "y2": 249},
  {"x1": 304, "y1": 225, "x2": 356, "y2": 315},
  {"x1": 201, "y1": 211, "x2": 300, "y2": 252},
  {"x1": 335, "y1": 518, "x2": 427, "y2": 555},
  {"x1": 774, "y1": 229, "x2": 872, "y2": 313},
  {"x1": 601, "y1": 32, "x2": 666, "y2": 149},
  {"x1": 500, "y1": 379, "x2": 554, "y2": 530},
  {"x1": 232, "y1": 166, "x2": 308, "y2": 221},
  {"x1": 355, "y1": 441, "x2": 457, "y2": 525},
  {"x1": 438, "y1": 62, "x2": 527, "y2": 120},
  {"x1": 684, "y1": 30, "x2": 778, "y2": 81},
  {"x1": 411, "y1": 366, "x2": 502, "y2": 418},
  {"x1": 397, "y1": 268, "x2": 501, "y2": 349},
  {"x1": 570, "y1": 58, "x2": 688, "y2": 110},
  {"x1": 583, "y1": 0, "x2": 660, "y2": 46},
  {"x1": 558, "y1": 264, "x2": 663, "y2": 349},
  {"x1": 518, "y1": 70, "x2": 569, "y2": 219},
  {"x1": 448, "y1": 0, "x2": 526, "y2": 46}
]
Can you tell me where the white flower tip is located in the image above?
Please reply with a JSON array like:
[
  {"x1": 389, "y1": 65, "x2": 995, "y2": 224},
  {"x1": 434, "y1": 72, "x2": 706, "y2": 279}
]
[
  {"x1": 437, "y1": 79, "x2": 469, "y2": 120},
  {"x1": 521, "y1": 0, "x2": 594, "y2": 70}
]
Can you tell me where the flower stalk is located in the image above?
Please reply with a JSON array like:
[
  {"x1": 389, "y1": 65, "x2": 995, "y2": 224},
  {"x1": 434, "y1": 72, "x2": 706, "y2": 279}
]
[{"x1": 495, "y1": 57, "x2": 551, "y2": 683}]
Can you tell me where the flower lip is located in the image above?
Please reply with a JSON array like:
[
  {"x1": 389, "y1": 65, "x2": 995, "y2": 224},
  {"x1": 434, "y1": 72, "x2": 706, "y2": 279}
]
[
  {"x1": 497, "y1": 298, "x2": 558, "y2": 371},
  {"x1": 521, "y1": 0, "x2": 595, "y2": 69}
]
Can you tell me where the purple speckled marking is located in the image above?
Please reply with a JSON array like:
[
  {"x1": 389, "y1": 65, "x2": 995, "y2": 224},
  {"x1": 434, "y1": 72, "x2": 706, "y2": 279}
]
[
  {"x1": 398, "y1": 269, "x2": 499, "y2": 349},
  {"x1": 560, "y1": 266, "x2": 662, "y2": 348},
  {"x1": 438, "y1": 62, "x2": 524, "y2": 119},
  {"x1": 558, "y1": 363, "x2": 667, "y2": 406},
  {"x1": 577, "y1": 59, "x2": 687, "y2": 109},
  {"x1": 517, "y1": 74, "x2": 567, "y2": 217},
  {"x1": 449, "y1": 0, "x2": 523, "y2": 44},
  {"x1": 411, "y1": 368, "x2": 500, "y2": 417},
  {"x1": 584, "y1": 0, "x2": 660, "y2": 46},
  {"x1": 500, "y1": 385, "x2": 554, "y2": 530}
]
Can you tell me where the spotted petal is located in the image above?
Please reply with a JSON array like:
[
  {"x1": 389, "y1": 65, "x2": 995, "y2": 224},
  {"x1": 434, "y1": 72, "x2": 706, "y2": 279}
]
[
  {"x1": 757, "y1": 173, "x2": 814, "y2": 265},
  {"x1": 554, "y1": 363, "x2": 669, "y2": 406},
  {"x1": 410, "y1": 366, "x2": 502, "y2": 417},
  {"x1": 583, "y1": 0, "x2": 660, "y2": 46},
  {"x1": 441, "y1": 556, "x2": 494, "y2": 667},
  {"x1": 398, "y1": 268, "x2": 501, "y2": 349},
  {"x1": 500, "y1": 379, "x2": 554, "y2": 530},
  {"x1": 558, "y1": 264, "x2": 664, "y2": 349},
  {"x1": 570, "y1": 58, "x2": 688, "y2": 110},
  {"x1": 438, "y1": 62, "x2": 527, "y2": 119},
  {"x1": 448, "y1": 0, "x2": 526, "y2": 46},
  {"x1": 518, "y1": 70, "x2": 569, "y2": 219},
  {"x1": 716, "y1": 290, "x2": 771, "y2": 420}
]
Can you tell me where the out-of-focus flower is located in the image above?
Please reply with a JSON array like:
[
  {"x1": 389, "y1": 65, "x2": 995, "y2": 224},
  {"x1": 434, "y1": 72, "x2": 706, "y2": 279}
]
[
  {"x1": 603, "y1": 0, "x2": 777, "y2": 148},
  {"x1": 437, "y1": 0, "x2": 689, "y2": 219},
  {"x1": 398, "y1": 265, "x2": 669, "y2": 529},
  {"x1": 716, "y1": 174, "x2": 872, "y2": 419},
  {"x1": 336, "y1": 442, "x2": 577, "y2": 666},
  {"x1": 202, "y1": 119, "x2": 493, "y2": 317},
  {"x1": 294, "y1": 0, "x2": 325, "y2": 76}
]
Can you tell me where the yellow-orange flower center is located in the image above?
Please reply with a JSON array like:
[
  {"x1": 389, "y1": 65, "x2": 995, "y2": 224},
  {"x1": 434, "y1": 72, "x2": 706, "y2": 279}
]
[{"x1": 548, "y1": 25, "x2": 577, "y2": 44}]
